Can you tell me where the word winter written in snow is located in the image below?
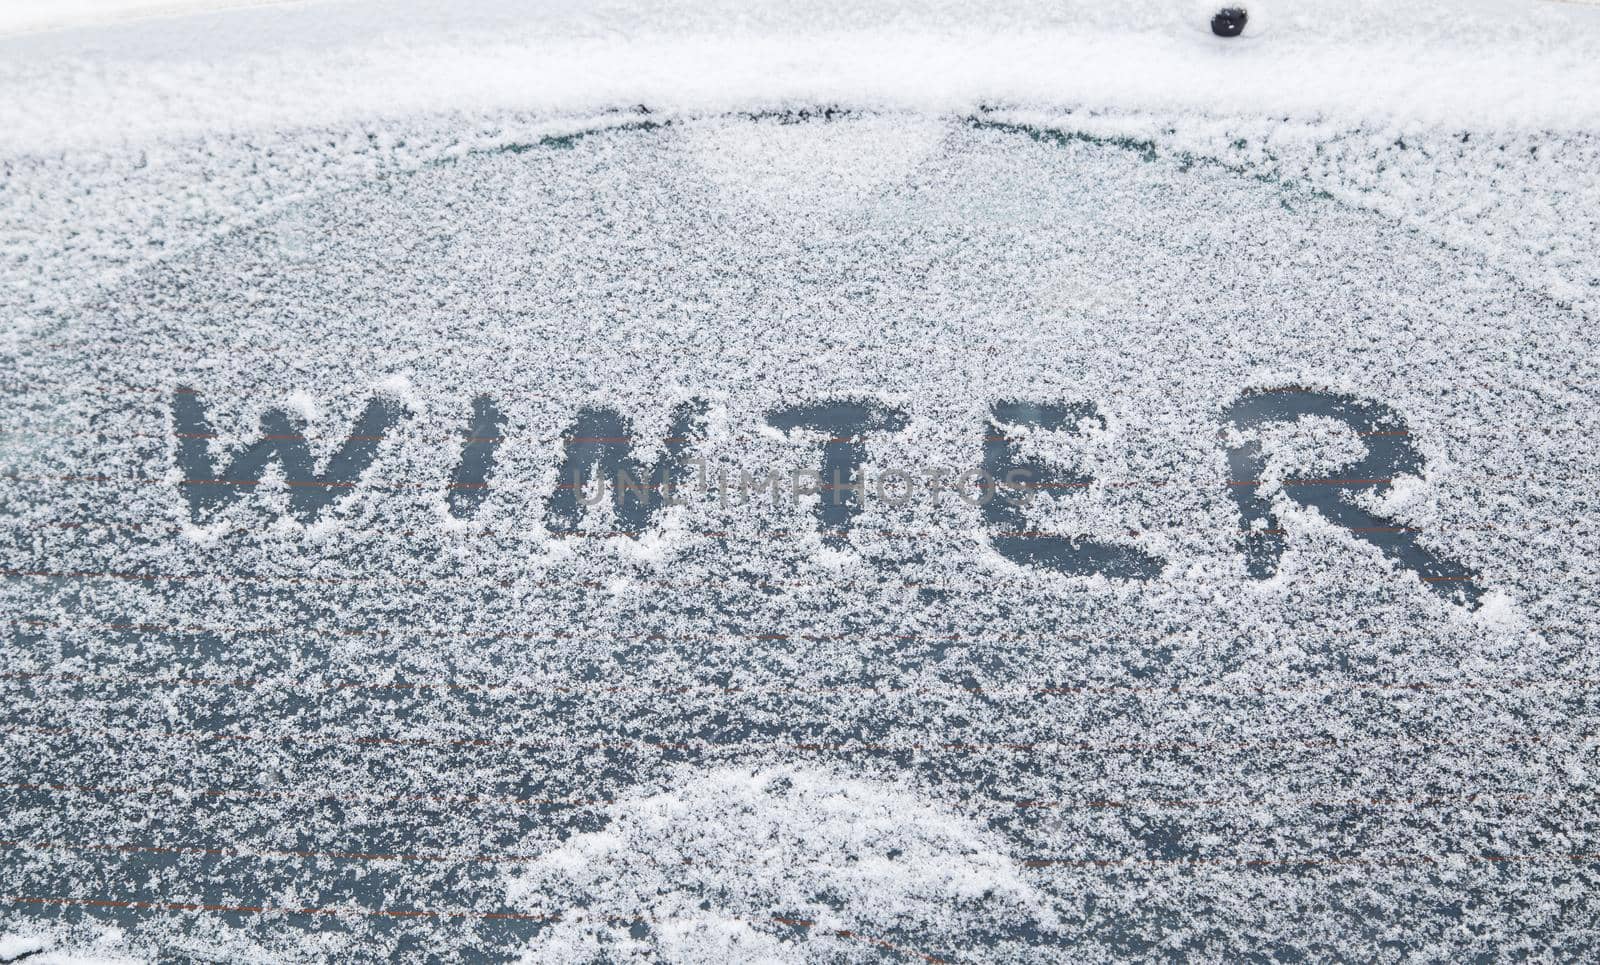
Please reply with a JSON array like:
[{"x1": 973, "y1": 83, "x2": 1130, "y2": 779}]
[{"x1": 170, "y1": 387, "x2": 1484, "y2": 607}]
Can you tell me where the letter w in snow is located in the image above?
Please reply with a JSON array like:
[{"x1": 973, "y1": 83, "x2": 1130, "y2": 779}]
[{"x1": 172, "y1": 387, "x2": 407, "y2": 523}]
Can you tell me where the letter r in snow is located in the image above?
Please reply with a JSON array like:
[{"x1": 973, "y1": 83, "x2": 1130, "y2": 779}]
[{"x1": 1222, "y1": 387, "x2": 1484, "y2": 608}]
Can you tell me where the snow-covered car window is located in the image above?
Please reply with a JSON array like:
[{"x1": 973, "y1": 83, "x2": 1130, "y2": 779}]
[{"x1": 4, "y1": 1, "x2": 1600, "y2": 961}]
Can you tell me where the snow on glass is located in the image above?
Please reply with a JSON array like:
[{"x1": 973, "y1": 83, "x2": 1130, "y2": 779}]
[{"x1": 3, "y1": 2, "x2": 1600, "y2": 961}]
